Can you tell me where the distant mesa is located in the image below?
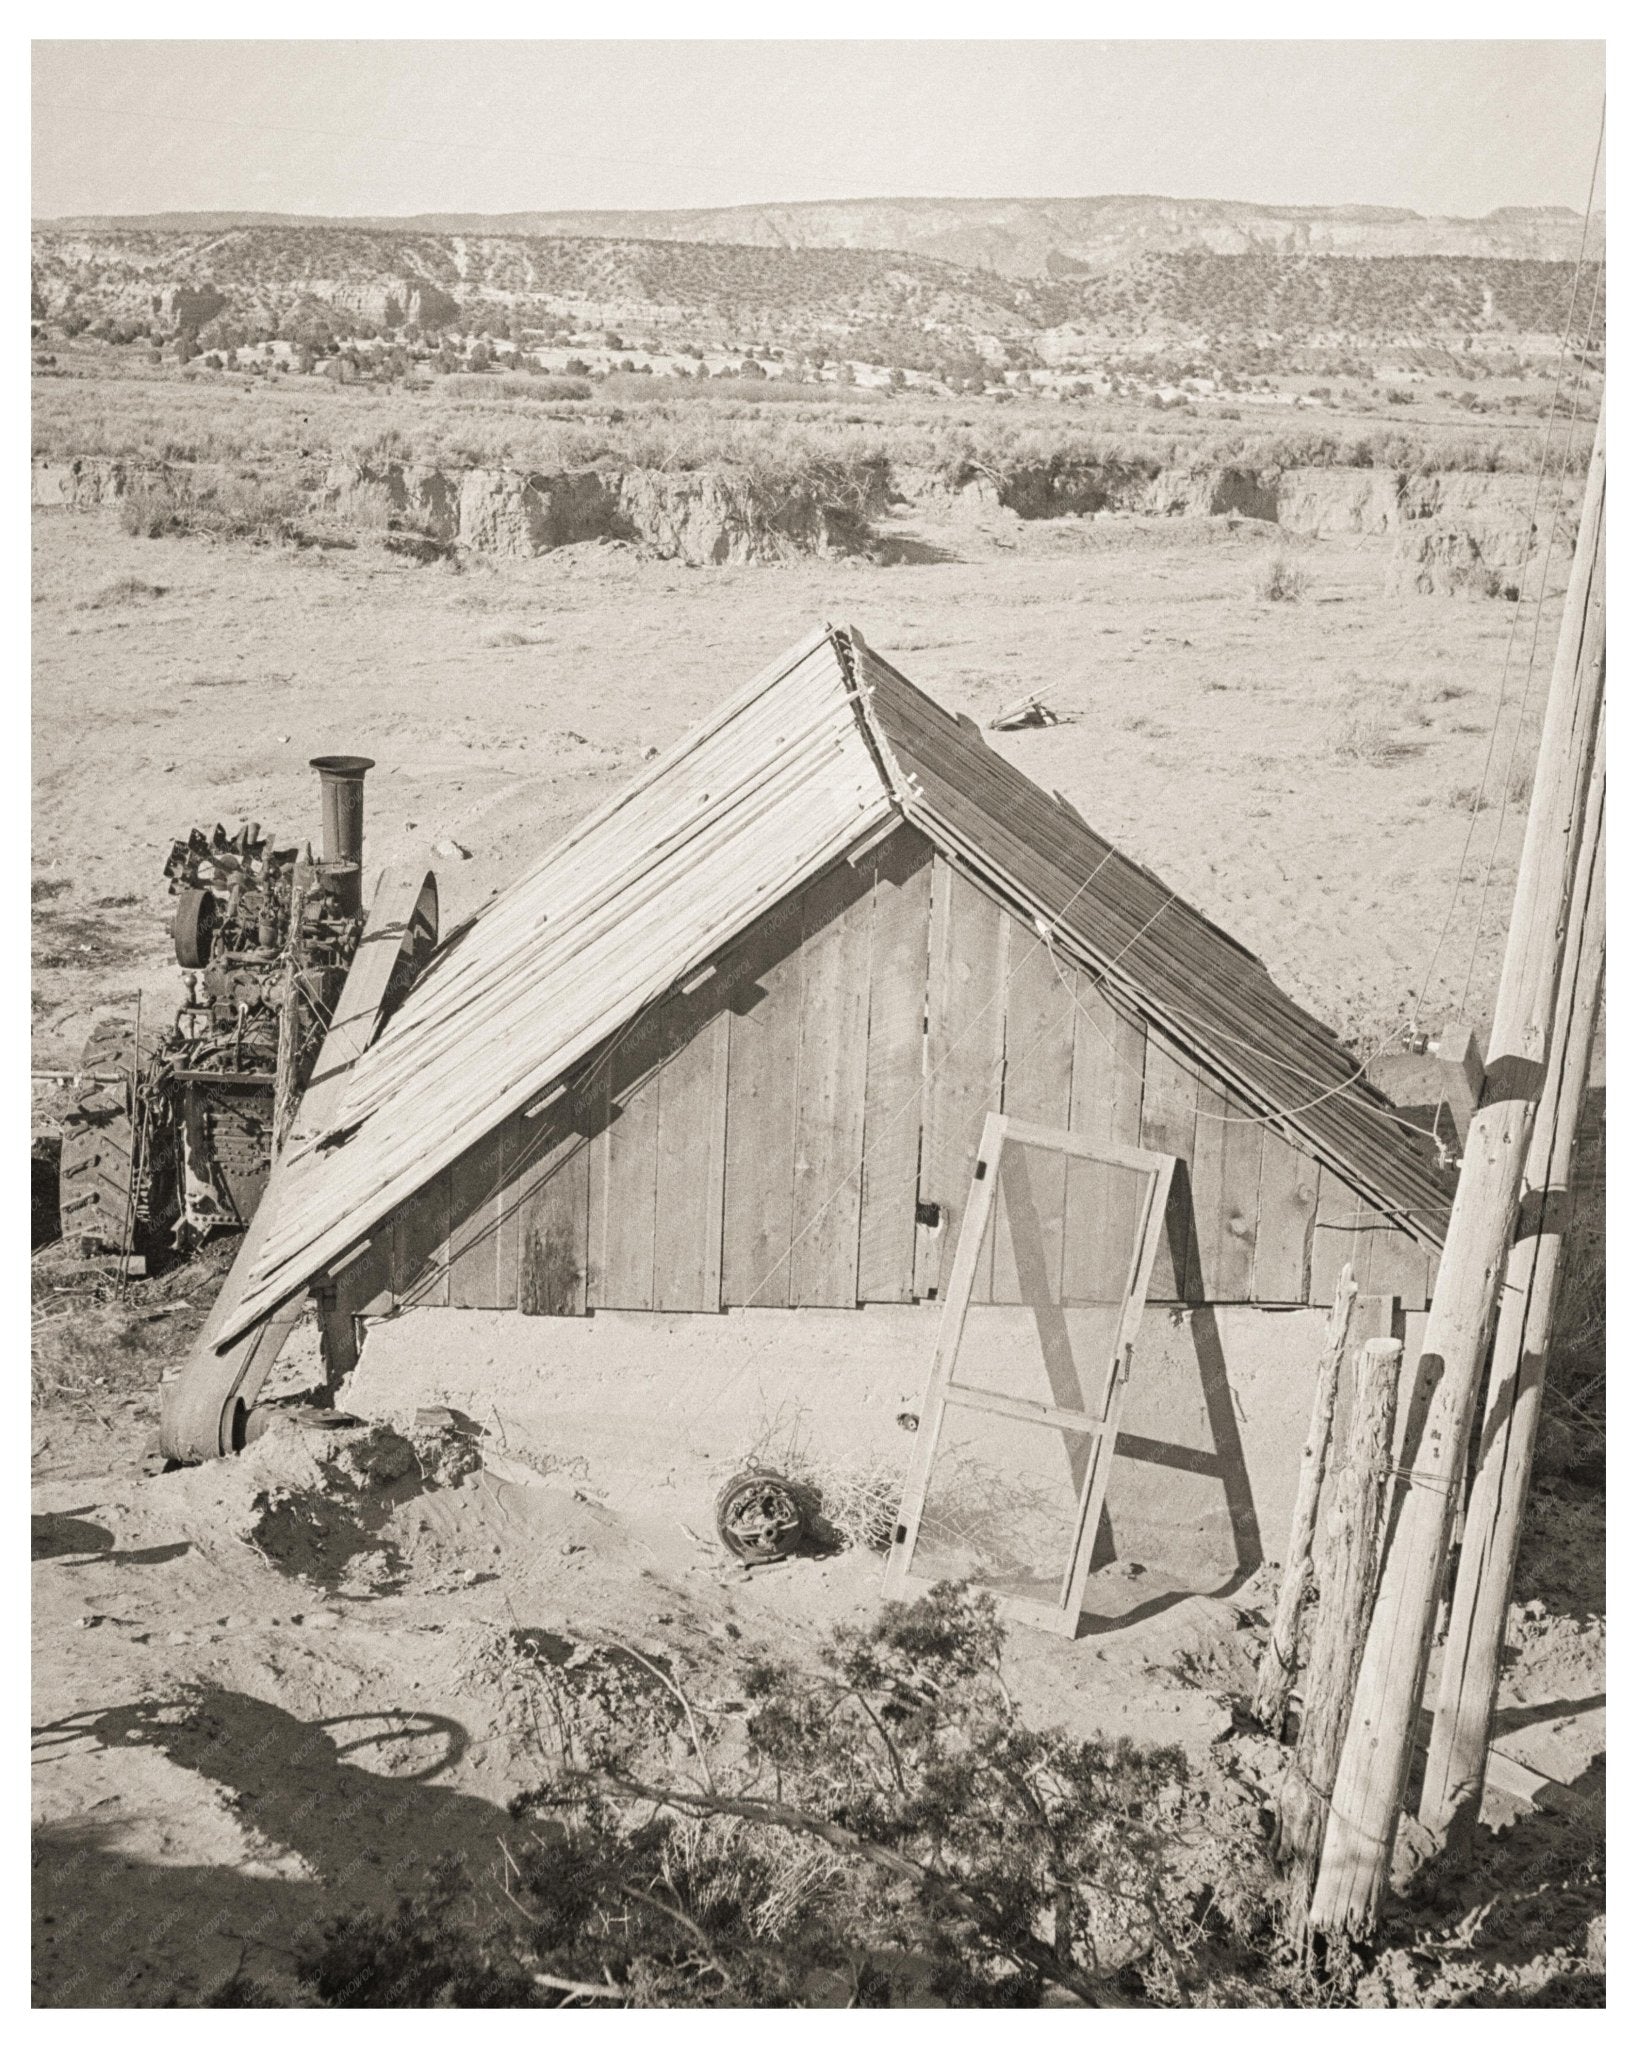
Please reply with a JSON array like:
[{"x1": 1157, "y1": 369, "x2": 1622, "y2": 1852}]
[
  {"x1": 28, "y1": 196, "x2": 1602, "y2": 375},
  {"x1": 33, "y1": 192, "x2": 1603, "y2": 276}
]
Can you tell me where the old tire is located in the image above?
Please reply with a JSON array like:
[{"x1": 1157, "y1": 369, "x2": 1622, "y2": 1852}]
[{"x1": 714, "y1": 1467, "x2": 808, "y2": 1563}]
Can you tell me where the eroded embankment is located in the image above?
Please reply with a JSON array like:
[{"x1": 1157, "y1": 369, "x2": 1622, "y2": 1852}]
[
  {"x1": 32, "y1": 451, "x2": 1576, "y2": 590},
  {"x1": 31, "y1": 453, "x2": 886, "y2": 567}
]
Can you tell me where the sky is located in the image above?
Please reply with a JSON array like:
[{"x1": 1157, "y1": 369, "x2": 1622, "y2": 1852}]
[{"x1": 32, "y1": 39, "x2": 1606, "y2": 222}]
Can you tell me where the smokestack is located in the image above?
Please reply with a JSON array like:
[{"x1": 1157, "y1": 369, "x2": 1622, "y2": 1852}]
[{"x1": 309, "y1": 755, "x2": 374, "y2": 916}]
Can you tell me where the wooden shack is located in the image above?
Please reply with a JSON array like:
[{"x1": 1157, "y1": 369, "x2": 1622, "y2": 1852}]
[
  {"x1": 255, "y1": 621, "x2": 1446, "y2": 1327},
  {"x1": 186, "y1": 624, "x2": 1453, "y2": 1569}
]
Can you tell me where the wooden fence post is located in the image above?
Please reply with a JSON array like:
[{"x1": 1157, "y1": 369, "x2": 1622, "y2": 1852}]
[
  {"x1": 1252, "y1": 1266, "x2": 1357, "y2": 1732},
  {"x1": 1418, "y1": 716, "x2": 1606, "y2": 1852},
  {"x1": 1308, "y1": 407, "x2": 1604, "y2": 1938},
  {"x1": 1278, "y1": 1336, "x2": 1402, "y2": 1930}
]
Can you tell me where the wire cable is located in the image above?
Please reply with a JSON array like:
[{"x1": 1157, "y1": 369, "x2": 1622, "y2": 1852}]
[
  {"x1": 1407, "y1": 105, "x2": 1605, "y2": 1036},
  {"x1": 1454, "y1": 260, "x2": 1604, "y2": 1025}
]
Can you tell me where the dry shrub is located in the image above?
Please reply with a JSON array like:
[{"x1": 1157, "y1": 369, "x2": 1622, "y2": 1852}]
[
  {"x1": 119, "y1": 469, "x2": 306, "y2": 545},
  {"x1": 1250, "y1": 551, "x2": 1309, "y2": 603},
  {"x1": 337, "y1": 480, "x2": 400, "y2": 532},
  {"x1": 1447, "y1": 783, "x2": 1493, "y2": 812},
  {"x1": 449, "y1": 373, "x2": 593, "y2": 404},
  {"x1": 30, "y1": 1278, "x2": 176, "y2": 1408},
  {"x1": 36, "y1": 370, "x2": 1590, "y2": 484},
  {"x1": 287, "y1": 1585, "x2": 1263, "y2": 2009},
  {"x1": 203, "y1": 472, "x2": 308, "y2": 542},
  {"x1": 599, "y1": 371, "x2": 844, "y2": 407},
  {"x1": 1331, "y1": 673, "x2": 1430, "y2": 765},
  {"x1": 734, "y1": 1404, "x2": 906, "y2": 1553},
  {"x1": 345, "y1": 425, "x2": 413, "y2": 467},
  {"x1": 1332, "y1": 702, "x2": 1394, "y2": 765},
  {"x1": 119, "y1": 475, "x2": 192, "y2": 537}
]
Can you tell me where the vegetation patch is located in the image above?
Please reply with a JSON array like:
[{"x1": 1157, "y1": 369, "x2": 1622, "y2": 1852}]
[
  {"x1": 119, "y1": 470, "x2": 310, "y2": 547},
  {"x1": 251, "y1": 1586, "x2": 1284, "y2": 2008},
  {"x1": 1251, "y1": 552, "x2": 1310, "y2": 604}
]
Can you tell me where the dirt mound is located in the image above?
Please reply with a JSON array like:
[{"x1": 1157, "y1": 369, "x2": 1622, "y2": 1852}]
[
  {"x1": 147, "y1": 1405, "x2": 659, "y2": 1604},
  {"x1": 1388, "y1": 527, "x2": 1519, "y2": 599},
  {"x1": 1385, "y1": 471, "x2": 1545, "y2": 598},
  {"x1": 1276, "y1": 464, "x2": 1408, "y2": 537},
  {"x1": 153, "y1": 1413, "x2": 422, "y2": 1591}
]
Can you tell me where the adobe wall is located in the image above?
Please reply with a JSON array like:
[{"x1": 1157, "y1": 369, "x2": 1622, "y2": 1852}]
[{"x1": 343, "y1": 1297, "x2": 1421, "y2": 1600}]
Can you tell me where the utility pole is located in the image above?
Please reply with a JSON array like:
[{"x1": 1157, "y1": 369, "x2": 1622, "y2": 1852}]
[
  {"x1": 1308, "y1": 406, "x2": 1605, "y2": 1936},
  {"x1": 1418, "y1": 705, "x2": 1605, "y2": 1851}
]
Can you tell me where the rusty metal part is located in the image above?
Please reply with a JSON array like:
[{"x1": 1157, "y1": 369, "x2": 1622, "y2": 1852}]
[
  {"x1": 714, "y1": 1468, "x2": 808, "y2": 1563},
  {"x1": 57, "y1": 1017, "x2": 151, "y2": 1257},
  {"x1": 178, "y1": 1079, "x2": 275, "y2": 1239},
  {"x1": 160, "y1": 864, "x2": 439, "y2": 1464},
  {"x1": 60, "y1": 754, "x2": 380, "y2": 1274},
  {"x1": 310, "y1": 755, "x2": 374, "y2": 917},
  {"x1": 272, "y1": 847, "x2": 313, "y2": 1153},
  {"x1": 171, "y1": 886, "x2": 218, "y2": 969}
]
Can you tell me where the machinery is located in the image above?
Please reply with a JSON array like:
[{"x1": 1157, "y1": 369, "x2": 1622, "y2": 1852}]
[{"x1": 57, "y1": 756, "x2": 398, "y2": 1267}]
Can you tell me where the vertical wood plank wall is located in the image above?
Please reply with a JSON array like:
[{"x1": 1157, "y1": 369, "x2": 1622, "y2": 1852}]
[{"x1": 343, "y1": 838, "x2": 1436, "y2": 1322}]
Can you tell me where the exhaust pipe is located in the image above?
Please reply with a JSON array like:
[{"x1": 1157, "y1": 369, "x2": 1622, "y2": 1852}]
[{"x1": 309, "y1": 755, "x2": 375, "y2": 916}]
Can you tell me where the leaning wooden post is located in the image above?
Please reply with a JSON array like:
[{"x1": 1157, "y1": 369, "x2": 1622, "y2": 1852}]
[
  {"x1": 1308, "y1": 407, "x2": 1604, "y2": 1938},
  {"x1": 1279, "y1": 1336, "x2": 1402, "y2": 1930},
  {"x1": 1418, "y1": 715, "x2": 1606, "y2": 1853},
  {"x1": 1252, "y1": 1265, "x2": 1357, "y2": 1731}
]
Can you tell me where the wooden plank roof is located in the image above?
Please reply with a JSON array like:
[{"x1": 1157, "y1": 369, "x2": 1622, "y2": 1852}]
[
  {"x1": 218, "y1": 624, "x2": 892, "y2": 1341},
  {"x1": 845, "y1": 626, "x2": 1453, "y2": 1245},
  {"x1": 217, "y1": 622, "x2": 1449, "y2": 1348}
]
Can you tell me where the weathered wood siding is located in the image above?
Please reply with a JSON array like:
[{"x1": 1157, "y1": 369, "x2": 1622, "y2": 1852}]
[{"x1": 339, "y1": 837, "x2": 1436, "y2": 1322}]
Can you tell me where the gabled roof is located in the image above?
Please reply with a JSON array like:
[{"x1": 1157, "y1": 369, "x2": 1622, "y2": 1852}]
[
  {"x1": 219, "y1": 623, "x2": 1449, "y2": 1345},
  {"x1": 845, "y1": 630, "x2": 1453, "y2": 1245}
]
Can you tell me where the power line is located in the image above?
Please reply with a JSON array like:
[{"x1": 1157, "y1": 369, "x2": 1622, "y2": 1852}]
[
  {"x1": 1455, "y1": 258, "x2": 1604, "y2": 1023},
  {"x1": 1407, "y1": 103, "x2": 1605, "y2": 1037}
]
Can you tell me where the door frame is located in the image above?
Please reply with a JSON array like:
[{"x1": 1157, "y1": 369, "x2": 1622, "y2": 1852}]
[{"x1": 882, "y1": 1111, "x2": 1177, "y2": 1636}]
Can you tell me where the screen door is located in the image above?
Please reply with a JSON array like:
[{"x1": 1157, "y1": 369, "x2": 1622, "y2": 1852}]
[{"x1": 882, "y1": 1113, "x2": 1175, "y2": 1636}]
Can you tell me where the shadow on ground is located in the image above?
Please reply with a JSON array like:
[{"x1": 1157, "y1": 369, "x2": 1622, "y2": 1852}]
[
  {"x1": 32, "y1": 1686, "x2": 528, "y2": 2007},
  {"x1": 32, "y1": 1511, "x2": 190, "y2": 1568}
]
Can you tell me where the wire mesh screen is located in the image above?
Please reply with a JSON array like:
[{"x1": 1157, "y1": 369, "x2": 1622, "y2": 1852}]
[
  {"x1": 906, "y1": 1130, "x2": 1161, "y2": 1615},
  {"x1": 953, "y1": 1138, "x2": 1153, "y2": 1408},
  {"x1": 914, "y1": 1402, "x2": 1089, "y2": 1606}
]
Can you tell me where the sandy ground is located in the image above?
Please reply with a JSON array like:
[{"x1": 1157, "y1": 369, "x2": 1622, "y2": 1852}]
[
  {"x1": 31, "y1": 501, "x2": 1602, "y2": 2006},
  {"x1": 32, "y1": 496, "x2": 1555, "y2": 1064}
]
